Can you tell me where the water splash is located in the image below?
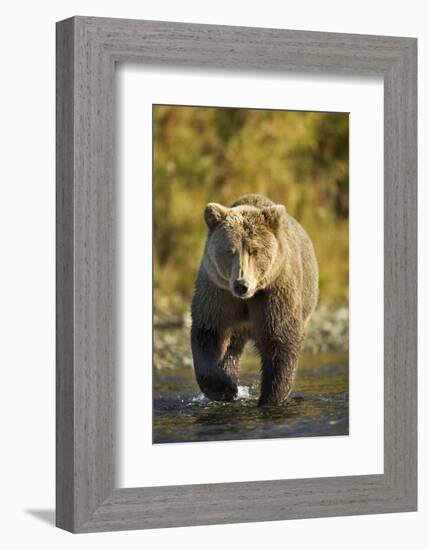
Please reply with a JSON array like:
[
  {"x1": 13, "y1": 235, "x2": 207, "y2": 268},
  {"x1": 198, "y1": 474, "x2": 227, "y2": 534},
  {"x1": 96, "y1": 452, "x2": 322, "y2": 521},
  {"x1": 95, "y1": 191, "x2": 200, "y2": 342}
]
[
  {"x1": 237, "y1": 385, "x2": 251, "y2": 399},
  {"x1": 188, "y1": 384, "x2": 252, "y2": 405},
  {"x1": 189, "y1": 393, "x2": 206, "y2": 403}
]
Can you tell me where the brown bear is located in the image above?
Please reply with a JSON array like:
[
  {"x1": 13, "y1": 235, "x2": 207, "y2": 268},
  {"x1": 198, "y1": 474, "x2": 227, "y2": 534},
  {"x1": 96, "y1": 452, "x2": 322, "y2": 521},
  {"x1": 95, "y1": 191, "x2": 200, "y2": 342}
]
[{"x1": 191, "y1": 194, "x2": 319, "y2": 406}]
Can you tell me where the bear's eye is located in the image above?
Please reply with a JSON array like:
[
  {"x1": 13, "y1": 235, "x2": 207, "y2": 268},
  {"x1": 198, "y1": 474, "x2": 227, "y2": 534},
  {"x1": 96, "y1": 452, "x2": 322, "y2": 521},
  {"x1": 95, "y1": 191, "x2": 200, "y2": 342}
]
[{"x1": 248, "y1": 249, "x2": 258, "y2": 257}]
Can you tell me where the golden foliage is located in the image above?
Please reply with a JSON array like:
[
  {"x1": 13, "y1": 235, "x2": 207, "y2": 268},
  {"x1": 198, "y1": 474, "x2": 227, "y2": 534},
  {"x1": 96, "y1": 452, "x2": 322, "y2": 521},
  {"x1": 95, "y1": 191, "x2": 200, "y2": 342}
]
[{"x1": 154, "y1": 105, "x2": 348, "y2": 312}]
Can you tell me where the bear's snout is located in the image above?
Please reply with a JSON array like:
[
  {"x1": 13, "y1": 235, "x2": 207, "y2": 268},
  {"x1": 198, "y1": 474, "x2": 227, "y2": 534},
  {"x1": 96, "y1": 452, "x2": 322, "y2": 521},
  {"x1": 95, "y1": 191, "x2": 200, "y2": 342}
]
[{"x1": 233, "y1": 279, "x2": 250, "y2": 297}]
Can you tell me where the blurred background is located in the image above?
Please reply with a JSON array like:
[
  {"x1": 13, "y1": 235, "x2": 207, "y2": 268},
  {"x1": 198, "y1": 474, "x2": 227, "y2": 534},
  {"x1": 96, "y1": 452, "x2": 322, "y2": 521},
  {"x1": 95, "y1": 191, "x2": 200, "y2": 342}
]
[
  {"x1": 153, "y1": 104, "x2": 349, "y2": 316},
  {"x1": 152, "y1": 104, "x2": 349, "y2": 443}
]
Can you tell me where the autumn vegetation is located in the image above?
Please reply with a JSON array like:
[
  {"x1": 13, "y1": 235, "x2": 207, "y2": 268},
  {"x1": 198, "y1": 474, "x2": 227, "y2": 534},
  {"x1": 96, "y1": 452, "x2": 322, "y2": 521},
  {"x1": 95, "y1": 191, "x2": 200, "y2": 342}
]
[{"x1": 153, "y1": 105, "x2": 348, "y2": 315}]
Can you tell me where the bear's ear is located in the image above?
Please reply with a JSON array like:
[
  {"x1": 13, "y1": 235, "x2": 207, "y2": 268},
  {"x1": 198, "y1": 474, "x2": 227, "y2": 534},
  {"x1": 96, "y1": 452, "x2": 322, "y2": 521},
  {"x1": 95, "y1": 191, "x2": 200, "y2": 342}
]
[
  {"x1": 204, "y1": 203, "x2": 229, "y2": 230},
  {"x1": 262, "y1": 205, "x2": 287, "y2": 231}
]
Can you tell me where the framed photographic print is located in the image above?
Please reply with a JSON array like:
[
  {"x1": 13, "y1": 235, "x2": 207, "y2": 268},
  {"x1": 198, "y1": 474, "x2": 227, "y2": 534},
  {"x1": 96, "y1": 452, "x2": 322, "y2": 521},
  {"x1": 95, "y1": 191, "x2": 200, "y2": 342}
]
[{"x1": 56, "y1": 16, "x2": 417, "y2": 532}]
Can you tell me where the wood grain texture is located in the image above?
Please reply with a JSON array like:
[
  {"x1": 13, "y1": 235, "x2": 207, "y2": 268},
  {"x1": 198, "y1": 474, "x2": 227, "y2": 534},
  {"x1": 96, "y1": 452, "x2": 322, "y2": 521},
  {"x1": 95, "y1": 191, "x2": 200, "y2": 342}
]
[
  {"x1": 56, "y1": 16, "x2": 417, "y2": 533},
  {"x1": 56, "y1": 18, "x2": 75, "y2": 531}
]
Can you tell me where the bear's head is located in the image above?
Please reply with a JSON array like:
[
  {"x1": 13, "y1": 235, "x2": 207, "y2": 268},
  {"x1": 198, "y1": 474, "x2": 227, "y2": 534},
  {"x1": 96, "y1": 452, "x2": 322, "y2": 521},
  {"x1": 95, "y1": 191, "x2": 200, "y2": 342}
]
[{"x1": 202, "y1": 202, "x2": 286, "y2": 299}]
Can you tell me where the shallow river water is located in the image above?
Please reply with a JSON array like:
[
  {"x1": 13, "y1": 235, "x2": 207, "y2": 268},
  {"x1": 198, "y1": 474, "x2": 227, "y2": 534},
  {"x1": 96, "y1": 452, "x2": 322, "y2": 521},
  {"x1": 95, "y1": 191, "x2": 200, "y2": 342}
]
[{"x1": 153, "y1": 352, "x2": 349, "y2": 444}]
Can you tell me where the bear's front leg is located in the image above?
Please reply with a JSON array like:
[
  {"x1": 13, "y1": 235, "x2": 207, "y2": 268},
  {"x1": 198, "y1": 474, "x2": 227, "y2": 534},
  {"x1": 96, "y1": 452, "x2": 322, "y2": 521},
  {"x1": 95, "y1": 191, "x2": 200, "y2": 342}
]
[
  {"x1": 251, "y1": 293, "x2": 304, "y2": 406},
  {"x1": 257, "y1": 336, "x2": 300, "y2": 406},
  {"x1": 191, "y1": 325, "x2": 241, "y2": 402}
]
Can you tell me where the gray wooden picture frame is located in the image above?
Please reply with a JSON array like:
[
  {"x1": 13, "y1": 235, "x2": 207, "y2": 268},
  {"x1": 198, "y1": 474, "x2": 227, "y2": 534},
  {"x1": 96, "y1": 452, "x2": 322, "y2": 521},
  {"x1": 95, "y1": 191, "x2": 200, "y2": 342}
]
[{"x1": 56, "y1": 16, "x2": 417, "y2": 533}]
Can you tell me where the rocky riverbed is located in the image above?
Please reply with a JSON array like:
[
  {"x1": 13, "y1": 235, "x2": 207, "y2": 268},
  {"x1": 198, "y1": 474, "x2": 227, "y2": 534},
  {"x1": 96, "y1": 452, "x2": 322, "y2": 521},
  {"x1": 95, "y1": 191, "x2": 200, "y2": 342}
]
[
  {"x1": 154, "y1": 305, "x2": 348, "y2": 371},
  {"x1": 153, "y1": 305, "x2": 349, "y2": 443}
]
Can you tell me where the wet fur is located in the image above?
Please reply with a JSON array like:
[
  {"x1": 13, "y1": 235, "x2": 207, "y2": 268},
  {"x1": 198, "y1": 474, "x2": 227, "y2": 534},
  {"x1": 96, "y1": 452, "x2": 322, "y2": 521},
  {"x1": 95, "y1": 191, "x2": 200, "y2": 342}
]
[{"x1": 191, "y1": 194, "x2": 319, "y2": 406}]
